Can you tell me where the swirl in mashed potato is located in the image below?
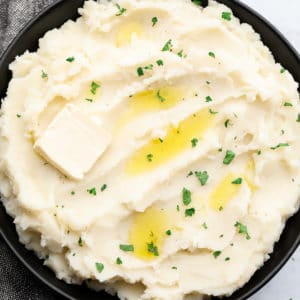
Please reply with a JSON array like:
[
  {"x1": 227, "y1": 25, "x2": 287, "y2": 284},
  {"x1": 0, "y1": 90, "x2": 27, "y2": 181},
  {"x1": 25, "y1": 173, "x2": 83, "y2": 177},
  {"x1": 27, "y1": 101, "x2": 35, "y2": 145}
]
[{"x1": 0, "y1": 0, "x2": 300, "y2": 299}]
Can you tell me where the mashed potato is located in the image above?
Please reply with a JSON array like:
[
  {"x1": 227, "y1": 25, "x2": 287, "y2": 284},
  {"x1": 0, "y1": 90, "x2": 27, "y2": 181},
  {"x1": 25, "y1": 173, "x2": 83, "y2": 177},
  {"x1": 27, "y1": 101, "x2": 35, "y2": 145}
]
[{"x1": 0, "y1": 0, "x2": 300, "y2": 299}]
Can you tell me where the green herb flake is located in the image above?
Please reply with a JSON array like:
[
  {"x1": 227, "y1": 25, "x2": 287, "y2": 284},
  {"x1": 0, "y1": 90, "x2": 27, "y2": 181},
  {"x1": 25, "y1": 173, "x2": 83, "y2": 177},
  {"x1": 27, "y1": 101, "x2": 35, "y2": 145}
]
[
  {"x1": 87, "y1": 187, "x2": 97, "y2": 196},
  {"x1": 85, "y1": 98, "x2": 93, "y2": 102},
  {"x1": 78, "y1": 237, "x2": 83, "y2": 247},
  {"x1": 185, "y1": 207, "x2": 195, "y2": 217},
  {"x1": 152, "y1": 16, "x2": 158, "y2": 26},
  {"x1": 156, "y1": 90, "x2": 166, "y2": 102},
  {"x1": 195, "y1": 171, "x2": 209, "y2": 186},
  {"x1": 231, "y1": 177, "x2": 242, "y2": 185},
  {"x1": 223, "y1": 150, "x2": 235, "y2": 165},
  {"x1": 119, "y1": 244, "x2": 134, "y2": 252},
  {"x1": 257, "y1": 150, "x2": 262, "y2": 155},
  {"x1": 208, "y1": 51, "x2": 215, "y2": 58},
  {"x1": 202, "y1": 222, "x2": 208, "y2": 229},
  {"x1": 115, "y1": 3, "x2": 126, "y2": 16},
  {"x1": 280, "y1": 68, "x2": 286, "y2": 74},
  {"x1": 213, "y1": 250, "x2": 222, "y2": 258},
  {"x1": 182, "y1": 187, "x2": 192, "y2": 206},
  {"x1": 270, "y1": 143, "x2": 289, "y2": 150},
  {"x1": 146, "y1": 153, "x2": 153, "y2": 162},
  {"x1": 176, "y1": 204, "x2": 180, "y2": 212},
  {"x1": 101, "y1": 184, "x2": 107, "y2": 192},
  {"x1": 95, "y1": 262, "x2": 104, "y2": 273},
  {"x1": 209, "y1": 108, "x2": 218, "y2": 115},
  {"x1": 147, "y1": 241, "x2": 159, "y2": 256},
  {"x1": 206, "y1": 80, "x2": 211, "y2": 85},
  {"x1": 235, "y1": 222, "x2": 251, "y2": 240},
  {"x1": 41, "y1": 70, "x2": 48, "y2": 79},
  {"x1": 144, "y1": 64, "x2": 153, "y2": 70},
  {"x1": 191, "y1": 138, "x2": 199, "y2": 147},
  {"x1": 156, "y1": 59, "x2": 164, "y2": 66},
  {"x1": 205, "y1": 96, "x2": 213, "y2": 102},
  {"x1": 172, "y1": 266, "x2": 178, "y2": 270},
  {"x1": 16, "y1": 114, "x2": 21, "y2": 118},
  {"x1": 166, "y1": 229, "x2": 172, "y2": 236},
  {"x1": 192, "y1": 0, "x2": 202, "y2": 5},
  {"x1": 284, "y1": 102, "x2": 293, "y2": 107},
  {"x1": 297, "y1": 114, "x2": 300, "y2": 122},
  {"x1": 66, "y1": 56, "x2": 75, "y2": 63},
  {"x1": 177, "y1": 50, "x2": 187, "y2": 58},
  {"x1": 224, "y1": 119, "x2": 231, "y2": 128},
  {"x1": 225, "y1": 257, "x2": 230, "y2": 261},
  {"x1": 71, "y1": 191, "x2": 75, "y2": 195},
  {"x1": 219, "y1": 206, "x2": 223, "y2": 211},
  {"x1": 116, "y1": 257, "x2": 123, "y2": 265},
  {"x1": 90, "y1": 81, "x2": 101, "y2": 95},
  {"x1": 187, "y1": 171, "x2": 193, "y2": 177},
  {"x1": 162, "y1": 39, "x2": 173, "y2": 52},
  {"x1": 137, "y1": 67, "x2": 144, "y2": 77},
  {"x1": 222, "y1": 12, "x2": 232, "y2": 21}
]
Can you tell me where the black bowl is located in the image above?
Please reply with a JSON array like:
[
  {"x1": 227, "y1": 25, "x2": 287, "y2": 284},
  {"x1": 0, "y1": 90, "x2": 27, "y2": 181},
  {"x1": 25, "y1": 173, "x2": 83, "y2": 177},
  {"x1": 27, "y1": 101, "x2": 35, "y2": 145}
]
[{"x1": 0, "y1": 1, "x2": 299, "y2": 299}]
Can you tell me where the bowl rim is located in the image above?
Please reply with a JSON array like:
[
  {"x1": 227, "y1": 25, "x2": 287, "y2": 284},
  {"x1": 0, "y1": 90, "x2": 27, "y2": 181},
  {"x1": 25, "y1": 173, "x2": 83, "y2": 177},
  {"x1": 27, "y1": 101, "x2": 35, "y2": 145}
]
[{"x1": 0, "y1": 1, "x2": 299, "y2": 300}]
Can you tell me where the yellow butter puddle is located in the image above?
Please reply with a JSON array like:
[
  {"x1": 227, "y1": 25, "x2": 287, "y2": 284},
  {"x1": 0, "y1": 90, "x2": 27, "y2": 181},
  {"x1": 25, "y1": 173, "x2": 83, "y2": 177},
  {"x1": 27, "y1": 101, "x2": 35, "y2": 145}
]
[
  {"x1": 126, "y1": 108, "x2": 214, "y2": 174},
  {"x1": 128, "y1": 207, "x2": 172, "y2": 261},
  {"x1": 115, "y1": 21, "x2": 143, "y2": 47},
  {"x1": 210, "y1": 159, "x2": 257, "y2": 211}
]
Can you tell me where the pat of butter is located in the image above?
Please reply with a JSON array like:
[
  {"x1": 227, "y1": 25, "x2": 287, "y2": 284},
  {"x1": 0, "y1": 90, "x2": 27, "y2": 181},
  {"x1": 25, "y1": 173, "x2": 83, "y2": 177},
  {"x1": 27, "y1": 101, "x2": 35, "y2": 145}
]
[{"x1": 34, "y1": 104, "x2": 111, "y2": 180}]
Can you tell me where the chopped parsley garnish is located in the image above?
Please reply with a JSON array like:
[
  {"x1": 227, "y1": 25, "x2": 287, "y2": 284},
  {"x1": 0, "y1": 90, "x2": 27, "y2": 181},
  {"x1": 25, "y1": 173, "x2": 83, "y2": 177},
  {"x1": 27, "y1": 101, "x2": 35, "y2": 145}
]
[
  {"x1": 101, "y1": 184, "x2": 107, "y2": 192},
  {"x1": 162, "y1": 39, "x2": 173, "y2": 52},
  {"x1": 87, "y1": 187, "x2": 97, "y2": 196},
  {"x1": 66, "y1": 56, "x2": 75, "y2": 62},
  {"x1": 166, "y1": 229, "x2": 172, "y2": 236},
  {"x1": 185, "y1": 208, "x2": 195, "y2": 217},
  {"x1": 208, "y1": 51, "x2": 215, "y2": 58},
  {"x1": 223, "y1": 150, "x2": 235, "y2": 165},
  {"x1": 41, "y1": 70, "x2": 48, "y2": 79},
  {"x1": 144, "y1": 64, "x2": 153, "y2": 70},
  {"x1": 270, "y1": 143, "x2": 289, "y2": 150},
  {"x1": 192, "y1": 0, "x2": 202, "y2": 5},
  {"x1": 235, "y1": 222, "x2": 251, "y2": 240},
  {"x1": 222, "y1": 12, "x2": 232, "y2": 21},
  {"x1": 16, "y1": 114, "x2": 21, "y2": 118},
  {"x1": 159, "y1": 138, "x2": 164, "y2": 143},
  {"x1": 297, "y1": 114, "x2": 300, "y2": 122},
  {"x1": 137, "y1": 67, "x2": 144, "y2": 77},
  {"x1": 225, "y1": 257, "x2": 230, "y2": 261},
  {"x1": 224, "y1": 119, "x2": 231, "y2": 128},
  {"x1": 119, "y1": 244, "x2": 134, "y2": 252},
  {"x1": 209, "y1": 108, "x2": 218, "y2": 115},
  {"x1": 182, "y1": 187, "x2": 192, "y2": 206},
  {"x1": 85, "y1": 98, "x2": 93, "y2": 102},
  {"x1": 187, "y1": 171, "x2": 193, "y2": 177},
  {"x1": 284, "y1": 102, "x2": 293, "y2": 107},
  {"x1": 202, "y1": 222, "x2": 208, "y2": 229},
  {"x1": 156, "y1": 90, "x2": 166, "y2": 102},
  {"x1": 195, "y1": 171, "x2": 209, "y2": 186},
  {"x1": 205, "y1": 96, "x2": 213, "y2": 102},
  {"x1": 177, "y1": 50, "x2": 187, "y2": 58},
  {"x1": 280, "y1": 68, "x2": 286, "y2": 74},
  {"x1": 172, "y1": 266, "x2": 178, "y2": 270},
  {"x1": 156, "y1": 59, "x2": 164, "y2": 66},
  {"x1": 95, "y1": 262, "x2": 104, "y2": 273},
  {"x1": 152, "y1": 17, "x2": 158, "y2": 26},
  {"x1": 206, "y1": 80, "x2": 211, "y2": 85},
  {"x1": 146, "y1": 153, "x2": 153, "y2": 162},
  {"x1": 176, "y1": 204, "x2": 180, "y2": 212},
  {"x1": 71, "y1": 191, "x2": 75, "y2": 195},
  {"x1": 231, "y1": 177, "x2": 242, "y2": 184},
  {"x1": 213, "y1": 251, "x2": 221, "y2": 258},
  {"x1": 90, "y1": 81, "x2": 100, "y2": 95},
  {"x1": 116, "y1": 257, "x2": 123, "y2": 265},
  {"x1": 219, "y1": 206, "x2": 223, "y2": 211},
  {"x1": 257, "y1": 150, "x2": 262, "y2": 155},
  {"x1": 78, "y1": 237, "x2": 83, "y2": 247},
  {"x1": 115, "y1": 3, "x2": 126, "y2": 16},
  {"x1": 147, "y1": 241, "x2": 159, "y2": 256},
  {"x1": 191, "y1": 138, "x2": 199, "y2": 147}
]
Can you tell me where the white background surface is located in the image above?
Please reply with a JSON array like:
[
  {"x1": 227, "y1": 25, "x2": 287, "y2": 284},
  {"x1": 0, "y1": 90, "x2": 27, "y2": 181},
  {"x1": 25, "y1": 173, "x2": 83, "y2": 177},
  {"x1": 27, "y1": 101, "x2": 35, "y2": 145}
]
[{"x1": 242, "y1": 1, "x2": 299, "y2": 300}]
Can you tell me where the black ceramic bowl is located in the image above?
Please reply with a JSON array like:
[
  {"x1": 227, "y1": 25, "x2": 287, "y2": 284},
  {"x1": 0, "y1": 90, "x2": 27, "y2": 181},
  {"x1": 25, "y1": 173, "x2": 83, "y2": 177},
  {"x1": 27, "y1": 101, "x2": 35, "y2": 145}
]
[{"x1": 0, "y1": 1, "x2": 299, "y2": 299}]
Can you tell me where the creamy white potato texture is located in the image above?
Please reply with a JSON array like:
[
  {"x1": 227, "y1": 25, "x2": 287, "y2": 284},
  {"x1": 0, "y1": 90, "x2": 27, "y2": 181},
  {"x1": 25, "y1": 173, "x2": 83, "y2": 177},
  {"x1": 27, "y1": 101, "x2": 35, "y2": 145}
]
[{"x1": 0, "y1": 0, "x2": 300, "y2": 299}]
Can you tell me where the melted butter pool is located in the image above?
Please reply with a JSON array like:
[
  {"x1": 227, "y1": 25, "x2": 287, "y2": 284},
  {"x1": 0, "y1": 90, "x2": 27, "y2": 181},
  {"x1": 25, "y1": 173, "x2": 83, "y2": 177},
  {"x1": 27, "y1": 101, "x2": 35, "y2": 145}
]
[{"x1": 115, "y1": 22, "x2": 143, "y2": 47}]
